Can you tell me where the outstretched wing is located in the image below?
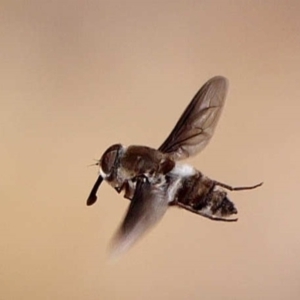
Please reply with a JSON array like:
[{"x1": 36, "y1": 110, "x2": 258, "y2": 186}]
[
  {"x1": 158, "y1": 76, "x2": 228, "y2": 161},
  {"x1": 110, "y1": 178, "x2": 168, "y2": 258}
]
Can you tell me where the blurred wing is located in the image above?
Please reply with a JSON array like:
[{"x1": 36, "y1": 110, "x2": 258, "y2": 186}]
[
  {"x1": 86, "y1": 175, "x2": 103, "y2": 206},
  {"x1": 158, "y1": 76, "x2": 229, "y2": 161},
  {"x1": 110, "y1": 178, "x2": 168, "y2": 258}
]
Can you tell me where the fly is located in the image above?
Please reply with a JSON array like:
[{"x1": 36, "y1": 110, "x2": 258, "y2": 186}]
[{"x1": 86, "y1": 76, "x2": 263, "y2": 256}]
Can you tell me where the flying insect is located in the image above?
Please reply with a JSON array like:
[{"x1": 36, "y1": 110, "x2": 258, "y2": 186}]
[{"x1": 87, "y1": 76, "x2": 262, "y2": 256}]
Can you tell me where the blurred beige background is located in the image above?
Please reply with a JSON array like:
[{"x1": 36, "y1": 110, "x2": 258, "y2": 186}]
[{"x1": 1, "y1": 1, "x2": 300, "y2": 299}]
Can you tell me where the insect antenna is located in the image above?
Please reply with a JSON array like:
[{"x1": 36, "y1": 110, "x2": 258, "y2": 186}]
[{"x1": 87, "y1": 159, "x2": 101, "y2": 167}]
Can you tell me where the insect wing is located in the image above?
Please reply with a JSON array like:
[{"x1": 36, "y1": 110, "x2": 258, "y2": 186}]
[
  {"x1": 110, "y1": 178, "x2": 168, "y2": 257},
  {"x1": 158, "y1": 76, "x2": 228, "y2": 160}
]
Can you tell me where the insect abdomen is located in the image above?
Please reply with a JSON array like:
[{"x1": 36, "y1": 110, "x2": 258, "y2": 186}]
[{"x1": 174, "y1": 171, "x2": 238, "y2": 221}]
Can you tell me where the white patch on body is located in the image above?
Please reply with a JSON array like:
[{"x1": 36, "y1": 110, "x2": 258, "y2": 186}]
[
  {"x1": 170, "y1": 163, "x2": 196, "y2": 177},
  {"x1": 99, "y1": 167, "x2": 107, "y2": 178},
  {"x1": 167, "y1": 178, "x2": 181, "y2": 203},
  {"x1": 199, "y1": 206, "x2": 213, "y2": 216},
  {"x1": 165, "y1": 163, "x2": 196, "y2": 204},
  {"x1": 198, "y1": 206, "x2": 237, "y2": 221}
]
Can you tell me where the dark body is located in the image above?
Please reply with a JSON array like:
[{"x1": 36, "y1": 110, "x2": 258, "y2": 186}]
[
  {"x1": 104, "y1": 145, "x2": 238, "y2": 221},
  {"x1": 87, "y1": 76, "x2": 262, "y2": 256}
]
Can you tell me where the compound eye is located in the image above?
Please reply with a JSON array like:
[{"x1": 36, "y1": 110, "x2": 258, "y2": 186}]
[{"x1": 100, "y1": 144, "x2": 121, "y2": 175}]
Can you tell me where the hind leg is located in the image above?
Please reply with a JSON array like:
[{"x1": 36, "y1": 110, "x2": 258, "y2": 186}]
[{"x1": 214, "y1": 181, "x2": 263, "y2": 191}]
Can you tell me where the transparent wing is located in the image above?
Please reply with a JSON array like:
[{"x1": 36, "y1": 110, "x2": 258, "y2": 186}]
[
  {"x1": 158, "y1": 76, "x2": 229, "y2": 161},
  {"x1": 110, "y1": 178, "x2": 168, "y2": 258}
]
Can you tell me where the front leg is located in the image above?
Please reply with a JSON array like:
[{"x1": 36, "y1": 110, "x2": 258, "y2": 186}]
[{"x1": 115, "y1": 181, "x2": 135, "y2": 200}]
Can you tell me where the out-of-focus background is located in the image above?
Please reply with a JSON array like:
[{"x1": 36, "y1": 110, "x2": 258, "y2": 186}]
[{"x1": 1, "y1": 1, "x2": 300, "y2": 299}]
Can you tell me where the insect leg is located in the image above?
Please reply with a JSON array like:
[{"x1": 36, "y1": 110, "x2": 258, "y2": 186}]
[
  {"x1": 214, "y1": 181, "x2": 263, "y2": 191},
  {"x1": 176, "y1": 202, "x2": 238, "y2": 222}
]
